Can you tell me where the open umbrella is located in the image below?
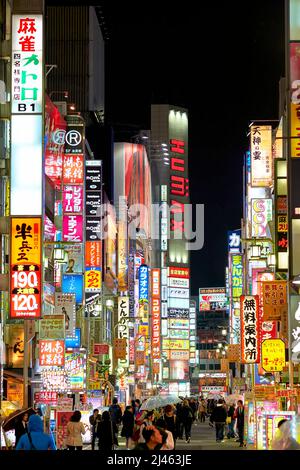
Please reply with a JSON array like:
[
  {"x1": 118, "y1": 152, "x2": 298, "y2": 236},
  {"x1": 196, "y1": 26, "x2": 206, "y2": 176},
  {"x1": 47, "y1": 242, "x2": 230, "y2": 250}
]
[
  {"x1": 225, "y1": 394, "x2": 243, "y2": 404},
  {"x1": 2, "y1": 407, "x2": 36, "y2": 432},
  {"x1": 140, "y1": 395, "x2": 182, "y2": 410}
]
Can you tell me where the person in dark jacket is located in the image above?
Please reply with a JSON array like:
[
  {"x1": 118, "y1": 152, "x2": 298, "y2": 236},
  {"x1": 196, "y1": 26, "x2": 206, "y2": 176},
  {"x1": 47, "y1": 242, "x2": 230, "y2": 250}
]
[
  {"x1": 181, "y1": 400, "x2": 193, "y2": 443},
  {"x1": 121, "y1": 406, "x2": 134, "y2": 449},
  {"x1": 235, "y1": 400, "x2": 245, "y2": 447},
  {"x1": 108, "y1": 397, "x2": 122, "y2": 446},
  {"x1": 89, "y1": 408, "x2": 101, "y2": 450},
  {"x1": 227, "y1": 403, "x2": 236, "y2": 439},
  {"x1": 163, "y1": 405, "x2": 177, "y2": 447},
  {"x1": 175, "y1": 402, "x2": 184, "y2": 439},
  {"x1": 16, "y1": 414, "x2": 55, "y2": 450},
  {"x1": 210, "y1": 399, "x2": 227, "y2": 442},
  {"x1": 97, "y1": 411, "x2": 118, "y2": 451},
  {"x1": 14, "y1": 412, "x2": 29, "y2": 447},
  {"x1": 135, "y1": 425, "x2": 163, "y2": 451}
]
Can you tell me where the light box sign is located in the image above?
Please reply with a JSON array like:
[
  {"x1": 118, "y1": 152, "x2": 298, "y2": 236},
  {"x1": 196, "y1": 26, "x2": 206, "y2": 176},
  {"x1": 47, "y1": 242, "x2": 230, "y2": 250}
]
[
  {"x1": 261, "y1": 339, "x2": 285, "y2": 372},
  {"x1": 39, "y1": 315, "x2": 65, "y2": 340},
  {"x1": 55, "y1": 292, "x2": 76, "y2": 337},
  {"x1": 262, "y1": 280, "x2": 287, "y2": 321},
  {"x1": 230, "y1": 254, "x2": 243, "y2": 300},
  {"x1": 199, "y1": 288, "x2": 226, "y2": 311},
  {"x1": 65, "y1": 351, "x2": 86, "y2": 391},
  {"x1": 11, "y1": 115, "x2": 43, "y2": 215},
  {"x1": 85, "y1": 241, "x2": 102, "y2": 267},
  {"x1": 62, "y1": 274, "x2": 83, "y2": 304},
  {"x1": 151, "y1": 269, "x2": 161, "y2": 361},
  {"x1": 289, "y1": 295, "x2": 300, "y2": 363},
  {"x1": 240, "y1": 295, "x2": 260, "y2": 364},
  {"x1": 63, "y1": 186, "x2": 83, "y2": 213},
  {"x1": 139, "y1": 265, "x2": 149, "y2": 302},
  {"x1": 168, "y1": 277, "x2": 189, "y2": 288},
  {"x1": 169, "y1": 287, "x2": 189, "y2": 298},
  {"x1": 251, "y1": 199, "x2": 272, "y2": 237},
  {"x1": 62, "y1": 215, "x2": 83, "y2": 242},
  {"x1": 162, "y1": 339, "x2": 190, "y2": 350},
  {"x1": 39, "y1": 340, "x2": 65, "y2": 367},
  {"x1": 250, "y1": 125, "x2": 272, "y2": 187},
  {"x1": 65, "y1": 328, "x2": 81, "y2": 349},
  {"x1": 228, "y1": 229, "x2": 241, "y2": 253},
  {"x1": 12, "y1": 15, "x2": 43, "y2": 114},
  {"x1": 62, "y1": 154, "x2": 84, "y2": 184},
  {"x1": 118, "y1": 297, "x2": 129, "y2": 367},
  {"x1": 85, "y1": 267, "x2": 101, "y2": 292},
  {"x1": 10, "y1": 217, "x2": 42, "y2": 319},
  {"x1": 168, "y1": 267, "x2": 190, "y2": 278}
]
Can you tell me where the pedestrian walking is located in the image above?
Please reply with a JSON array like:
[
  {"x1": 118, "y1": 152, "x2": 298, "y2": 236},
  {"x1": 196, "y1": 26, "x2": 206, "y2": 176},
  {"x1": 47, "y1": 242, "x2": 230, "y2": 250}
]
[
  {"x1": 121, "y1": 405, "x2": 135, "y2": 449},
  {"x1": 175, "y1": 402, "x2": 184, "y2": 439},
  {"x1": 66, "y1": 410, "x2": 86, "y2": 450},
  {"x1": 189, "y1": 398, "x2": 198, "y2": 423},
  {"x1": 16, "y1": 414, "x2": 55, "y2": 450},
  {"x1": 108, "y1": 397, "x2": 122, "y2": 446},
  {"x1": 210, "y1": 399, "x2": 227, "y2": 443},
  {"x1": 163, "y1": 405, "x2": 177, "y2": 447},
  {"x1": 226, "y1": 403, "x2": 236, "y2": 439},
  {"x1": 89, "y1": 408, "x2": 101, "y2": 450},
  {"x1": 199, "y1": 399, "x2": 207, "y2": 423},
  {"x1": 181, "y1": 399, "x2": 193, "y2": 443},
  {"x1": 14, "y1": 412, "x2": 29, "y2": 447},
  {"x1": 97, "y1": 411, "x2": 118, "y2": 451},
  {"x1": 234, "y1": 400, "x2": 245, "y2": 447}
]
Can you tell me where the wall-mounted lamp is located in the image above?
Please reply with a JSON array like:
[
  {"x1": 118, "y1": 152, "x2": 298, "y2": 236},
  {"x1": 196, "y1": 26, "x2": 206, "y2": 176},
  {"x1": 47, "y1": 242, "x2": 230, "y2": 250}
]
[
  {"x1": 293, "y1": 274, "x2": 300, "y2": 285},
  {"x1": 106, "y1": 299, "x2": 114, "y2": 308},
  {"x1": 250, "y1": 244, "x2": 261, "y2": 259},
  {"x1": 267, "y1": 253, "x2": 276, "y2": 268}
]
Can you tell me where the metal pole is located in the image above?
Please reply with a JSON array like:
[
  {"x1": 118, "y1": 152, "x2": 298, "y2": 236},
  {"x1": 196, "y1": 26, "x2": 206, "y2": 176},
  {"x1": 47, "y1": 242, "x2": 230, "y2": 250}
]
[{"x1": 23, "y1": 322, "x2": 29, "y2": 408}]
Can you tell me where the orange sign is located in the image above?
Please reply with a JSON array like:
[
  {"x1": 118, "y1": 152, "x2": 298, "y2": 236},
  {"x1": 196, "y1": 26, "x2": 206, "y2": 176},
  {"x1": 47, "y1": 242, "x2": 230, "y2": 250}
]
[
  {"x1": 262, "y1": 281, "x2": 287, "y2": 321},
  {"x1": 227, "y1": 344, "x2": 241, "y2": 362},
  {"x1": 63, "y1": 154, "x2": 84, "y2": 184},
  {"x1": 39, "y1": 340, "x2": 65, "y2": 366},
  {"x1": 85, "y1": 241, "x2": 102, "y2": 267},
  {"x1": 114, "y1": 338, "x2": 127, "y2": 359},
  {"x1": 291, "y1": 103, "x2": 300, "y2": 158},
  {"x1": 136, "y1": 351, "x2": 145, "y2": 366},
  {"x1": 168, "y1": 267, "x2": 190, "y2": 278},
  {"x1": 10, "y1": 218, "x2": 42, "y2": 319}
]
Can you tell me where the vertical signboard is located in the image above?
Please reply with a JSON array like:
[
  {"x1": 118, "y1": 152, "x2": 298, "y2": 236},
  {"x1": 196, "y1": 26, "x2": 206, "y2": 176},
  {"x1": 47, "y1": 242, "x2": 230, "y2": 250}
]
[
  {"x1": 250, "y1": 125, "x2": 272, "y2": 187},
  {"x1": 118, "y1": 297, "x2": 129, "y2": 367},
  {"x1": 251, "y1": 199, "x2": 273, "y2": 237},
  {"x1": 289, "y1": 295, "x2": 300, "y2": 363},
  {"x1": 10, "y1": 218, "x2": 42, "y2": 319},
  {"x1": 11, "y1": 14, "x2": 43, "y2": 215},
  {"x1": 240, "y1": 295, "x2": 260, "y2": 364},
  {"x1": 151, "y1": 269, "x2": 161, "y2": 361}
]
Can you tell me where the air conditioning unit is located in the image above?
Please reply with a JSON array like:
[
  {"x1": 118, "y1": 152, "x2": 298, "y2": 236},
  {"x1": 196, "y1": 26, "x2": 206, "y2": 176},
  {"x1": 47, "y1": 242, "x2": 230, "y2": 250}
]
[{"x1": 53, "y1": 101, "x2": 67, "y2": 116}]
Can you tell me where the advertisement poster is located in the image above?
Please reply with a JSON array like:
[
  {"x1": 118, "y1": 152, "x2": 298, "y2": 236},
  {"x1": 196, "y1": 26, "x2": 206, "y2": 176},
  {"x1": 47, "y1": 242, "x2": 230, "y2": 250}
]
[
  {"x1": 65, "y1": 351, "x2": 86, "y2": 391},
  {"x1": 62, "y1": 275, "x2": 83, "y2": 304},
  {"x1": 55, "y1": 292, "x2": 76, "y2": 337},
  {"x1": 9, "y1": 325, "x2": 24, "y2": 367},
  {"x1": 247, "y1": 402, "x2": 255, "y2": 445},
  {"x1": 56, "y1": 411, "x2": 73, "y2": 449},
  {"x1": 256, "y1": 401, "x2": 278, "y2": 450},
  {"x1": 39, "y1": 315, "x2": 65, "y2": 340},
  {"x1": 62, "y1": 244, "x2": 83, "y2": 274}
]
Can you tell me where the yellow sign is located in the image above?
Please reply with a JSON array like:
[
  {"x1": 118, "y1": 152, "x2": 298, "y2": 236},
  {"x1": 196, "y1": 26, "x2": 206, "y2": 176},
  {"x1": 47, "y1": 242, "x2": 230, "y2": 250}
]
[
  {"x1": 138, "y1": 325, "x2": 149, "y2": 336},
  {"x1": 85, "y1": 268, "x2": 101, "y2": 292},
  {"x1": 88, "y1": 381, "x2": 101, "y2": 390},
  {"x1": 291, "y1": 103, "x2": 300, "y2": 158},
  {"x1": 11, "y1": 217, "x2": 41, "y2": 265},
  {"x1": 162, "y1": 339, "x2": 190, "y2": 350},
  {"x1": 261, "y1": 339, "x2": 286, "y2": 372}
]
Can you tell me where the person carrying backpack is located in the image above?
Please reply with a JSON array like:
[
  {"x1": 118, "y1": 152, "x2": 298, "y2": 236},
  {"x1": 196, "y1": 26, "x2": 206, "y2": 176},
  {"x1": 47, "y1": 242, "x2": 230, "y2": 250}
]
[{"x1": 16, "y1": 414, "x2": 56, "y2": 450}]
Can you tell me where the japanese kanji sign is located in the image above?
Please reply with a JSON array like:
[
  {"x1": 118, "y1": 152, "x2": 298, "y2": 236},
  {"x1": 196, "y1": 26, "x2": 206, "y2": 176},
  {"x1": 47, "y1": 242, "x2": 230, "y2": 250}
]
[
  {"x1": 230, "y1": 253, "x2": 243, "y2": 300},
  {"x1": 250, "y1": 125, "x2": 273, "y2": 187},
  {"x1": 34, "y1": 391, "x2": 58, "y2": 405},
  {"x1": 240, "y1": 295, "x2": 260, "y2": 364},
  {"x1": 114, "y1": 338, "x2": 127, "y2": 360},
  {"x1": 63, "y1": 185, "x2": 83, "y2": 213},
  {"x1": 261, "y1": 339, "x2": 285, "y2": 372},
  {"x1": 117, "y1": 297, "x2": 129, "y2": 367},
  {"x1": 10, "y1": 217, "x2": 42, "y2": 319},
  {"x1": 85, "y1": 241, "x2": 102, "y2": 267},
  {"x1": 12, "y1": 15, "x2": 43, "y2": 113},
  {"x1": 168, "y1": 267, "x2": 190, "y2": 278},
  {"x1": 151, "y1": 268, "x2": 161, "y2": 360},
  {"x1": 139, "y1": 265, "x2": 149, "y2": 302},
  {"x1": 63, "y1": 215, "x2": 83, "y2": 242},
  {"x1": 85, "y1": 267, "x2": 101, "y2": 293},
  {"x1": 65, "y1": 351, "x2": 86, "y2": 390},
  {"x1": 39, "y1": 315, "x2": 65, "y2": 340},
  {"x1": 39, "y1": 340, "x2": 65, "y2": 367},
  {"x1": 262, "y1": 281, "x2": 287, "y2": 321},
  {"x1": 62, "y1": 154, "x2": 84, "y2": 184},
  {"x1": 289, "y1": 295, "x2": 300, "y2": 363}
]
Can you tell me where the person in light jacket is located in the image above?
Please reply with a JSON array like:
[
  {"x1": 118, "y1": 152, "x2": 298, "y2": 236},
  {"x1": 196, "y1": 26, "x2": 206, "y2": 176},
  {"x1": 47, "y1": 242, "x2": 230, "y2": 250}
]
[{"x1": 66, "y1": 410, "x2": 85, "y2": 450}]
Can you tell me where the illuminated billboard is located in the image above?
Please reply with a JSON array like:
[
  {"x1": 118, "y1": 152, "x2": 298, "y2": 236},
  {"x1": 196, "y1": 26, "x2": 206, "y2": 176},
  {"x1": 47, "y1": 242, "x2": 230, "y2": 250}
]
[{"x1": 250, "y1": 125, "x2": 272, "y2": 187}]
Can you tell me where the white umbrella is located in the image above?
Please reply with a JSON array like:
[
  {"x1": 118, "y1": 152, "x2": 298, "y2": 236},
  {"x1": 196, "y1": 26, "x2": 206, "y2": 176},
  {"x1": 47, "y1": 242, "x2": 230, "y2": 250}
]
[
  {"x1": 140, "y1": 395, "x2": 182, "y2": 410},
  {"x1": 225, "y1": 394, "x2": 243, "y2": 404}
]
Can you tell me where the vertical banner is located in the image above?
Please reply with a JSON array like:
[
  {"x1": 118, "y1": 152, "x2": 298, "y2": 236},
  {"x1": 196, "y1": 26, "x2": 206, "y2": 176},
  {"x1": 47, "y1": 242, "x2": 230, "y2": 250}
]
[
  {"x1": 11, "y1": 14, "x2": 43, "y2": 215},
  {"x1": 262, "y1": 280, "x2": 287, "y2": 321},
  {"x1": 250, "y1": 125, "x2": 272, "y2": 187},
  {"x1": 151, "y1": 269, "x2": 161, "y2": 361},
  {"x1": 117, "y1": 297, "x2": 129, "y2": 367},
  {"x1": 289, "y1": 295, "x2": 300, "y2": 363},
  {"x1": 240, "y1": 295, "x2": 260, "y2": 363},
  {"x1": 10, "y1": 218, "x2": 42, "y2": 319}
]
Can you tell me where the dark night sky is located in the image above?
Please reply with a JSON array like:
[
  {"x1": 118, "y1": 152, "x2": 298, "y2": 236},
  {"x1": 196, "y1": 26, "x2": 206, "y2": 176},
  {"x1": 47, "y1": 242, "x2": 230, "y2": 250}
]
[
  {"x1": 103, "y1": 1, "x2": 285, "y2": 295},
  {"x1": 47, "y1": 0, "x2": 285, "y2": 295}
]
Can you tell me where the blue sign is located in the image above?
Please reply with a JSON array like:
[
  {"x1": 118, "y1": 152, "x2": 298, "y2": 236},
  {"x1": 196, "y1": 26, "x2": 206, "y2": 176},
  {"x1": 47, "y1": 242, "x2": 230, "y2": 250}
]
[
  {"x1": 139, "y1": 264, "x2": 149, "y2": 302},
  {"x1": 65, "y1": 328, "x2": 81, "y2": 349},
  {"x1": 228, "y1": 229, "x2": 241, "y2": 253},
  {"x1": 62, "y1": 274, "x2": 83, "y2": 303},
  {"x1": 254, "y1": 364, "x2": 274, "y2": 385}
]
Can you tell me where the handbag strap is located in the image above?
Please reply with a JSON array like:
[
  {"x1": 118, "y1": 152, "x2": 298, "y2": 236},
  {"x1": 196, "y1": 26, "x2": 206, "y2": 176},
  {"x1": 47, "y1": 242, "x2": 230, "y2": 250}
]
[{"x1": 27, "y1": 432, "x2": 37, "y2": 450}]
